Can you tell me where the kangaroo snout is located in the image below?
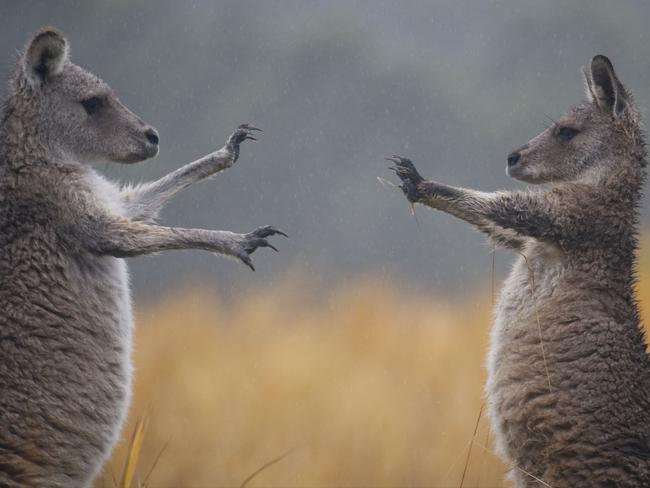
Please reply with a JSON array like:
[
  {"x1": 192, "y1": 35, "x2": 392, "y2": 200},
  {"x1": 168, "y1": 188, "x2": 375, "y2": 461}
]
[
  {"x1": 506, "y1": 144, "x2": 532, "y2": 180},
  {"x1": 130, "y1": 126, "x2": 159, "y2": 162},
  {"x1": 507, "y1": 151, "x2": 521, "y2": 167},
  {"x1": 507, "y1": 143, "x2": 529, "y2": 167},
  {"x1": 144, "y1": 127, "x2": 159, "y2": 146}
]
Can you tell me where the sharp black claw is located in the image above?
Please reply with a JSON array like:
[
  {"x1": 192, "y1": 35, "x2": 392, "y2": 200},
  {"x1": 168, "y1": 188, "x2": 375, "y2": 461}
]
[
  {"x1": 267, "y1": 243, "x2": 279, "y2": 252},
  {"x1": 253, "y1": 226, "x2": 269, "y2": 238},
  {"x1": 384, "y1": 153, "x2": 424, "y2": 203},
  {"x1": 252, "y1": 226, "x2": 288, "y2": 238},
  {"x1": 240, "y1": 255, "x2": 255, "y2": 271}
]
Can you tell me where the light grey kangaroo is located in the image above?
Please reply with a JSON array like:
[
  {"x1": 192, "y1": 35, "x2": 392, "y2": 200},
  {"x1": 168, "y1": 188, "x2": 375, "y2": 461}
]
[
  {"x1": 389, "y1": 56, "x2": 650, "y2": 487},
  {"x1": 0, "y1": 27, "x2": 285, "y2": 487}
]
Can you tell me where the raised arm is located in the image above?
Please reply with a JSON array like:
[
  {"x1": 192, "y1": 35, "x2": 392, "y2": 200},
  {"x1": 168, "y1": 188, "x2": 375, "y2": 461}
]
[
  {"x1": 84, "y1": 217, "x2": 286, "y2": 271},
  {"x1": 387, "y1": 155, "x2": 587, "y2": 249},
  {"x1": 121, "y1": 124, "x2": 261, "y2": 222}
]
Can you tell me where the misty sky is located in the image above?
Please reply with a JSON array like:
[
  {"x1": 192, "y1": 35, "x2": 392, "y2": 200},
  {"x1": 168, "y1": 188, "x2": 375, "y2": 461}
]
[{"x1": 2, "y1": 0, "x2": 650, "y2": 300}]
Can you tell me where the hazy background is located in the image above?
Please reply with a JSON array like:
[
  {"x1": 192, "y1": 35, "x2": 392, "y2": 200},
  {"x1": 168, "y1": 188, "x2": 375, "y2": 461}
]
[
  {"x1": 2, "y1": 0, "x2": 650, "y2": 299},
  {"x1": 4, "y1": 2, "x2": 650, "y2": 485}
]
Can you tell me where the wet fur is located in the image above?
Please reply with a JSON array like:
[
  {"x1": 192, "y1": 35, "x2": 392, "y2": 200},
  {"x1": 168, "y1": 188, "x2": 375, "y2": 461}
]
[
  {"x1": 391, "y1": 56, "x2": 650, "y2": 486},
  {"x1": 0, "y1": 27, "x2": 281, "y2": 486}
]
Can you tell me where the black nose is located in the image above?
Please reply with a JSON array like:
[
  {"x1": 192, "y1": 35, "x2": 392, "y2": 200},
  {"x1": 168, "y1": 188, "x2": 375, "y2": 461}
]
[
  {"x1": 507, "y1": 151, "x2": 521, "y2": 167},
  {"x1": 145, "y1": 128, "x2": 159, "y2": 145}
]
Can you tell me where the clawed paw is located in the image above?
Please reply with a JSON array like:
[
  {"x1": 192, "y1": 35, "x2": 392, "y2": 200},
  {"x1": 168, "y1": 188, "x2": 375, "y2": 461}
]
[
  {"x1": 229, "y1": 123, "x2": 262, "y2": 144},
  {"x1": 386, "y1": 155, "x2": 424, "y2": 203},
  {"x1": 226, "y1": 124, "x2": 263, "y2": 162},
  {"x1": 237, "y1": 226, "x2": 288, "y2": 271}
]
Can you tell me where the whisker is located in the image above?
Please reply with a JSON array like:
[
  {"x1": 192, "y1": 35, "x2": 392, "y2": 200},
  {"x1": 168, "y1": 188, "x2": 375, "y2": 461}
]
[{"x1": 542, "y1": 112, "x2": 558, "y2": 128}]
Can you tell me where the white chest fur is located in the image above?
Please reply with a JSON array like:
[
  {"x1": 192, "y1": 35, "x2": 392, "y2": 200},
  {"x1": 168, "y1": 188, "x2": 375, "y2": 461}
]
[
  {"x1": 82, "y1": 170, "x2": 135, "y2": 452},
  {"x1": 83, "y1": 171, "x2": 127, "y2": 217}
]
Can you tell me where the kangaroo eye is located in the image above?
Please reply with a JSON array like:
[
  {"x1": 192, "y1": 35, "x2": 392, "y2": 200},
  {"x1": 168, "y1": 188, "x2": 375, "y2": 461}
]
[
  {"x1": 557, "y1": 127, "x2": 579, "y2": 142},
  {"x1": 80, "y1": 96, "x2": 106, "y2": 115}
]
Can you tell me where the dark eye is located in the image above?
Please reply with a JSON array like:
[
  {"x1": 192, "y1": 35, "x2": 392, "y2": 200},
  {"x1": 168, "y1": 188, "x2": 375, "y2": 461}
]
[
  {"x1": 557, "y1": 127, "x2": 579, "y2": 142},
  {"x1": 80, "y1": 96, "x2": 105, "y2": 115}
]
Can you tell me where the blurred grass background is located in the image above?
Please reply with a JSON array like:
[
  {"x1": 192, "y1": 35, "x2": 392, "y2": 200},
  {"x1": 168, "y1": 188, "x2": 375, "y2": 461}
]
[
  {"x1": 98, "y1": 239, "x2": 650, "y2": 487},
  {"x1": 3, "y1": 3, "x2": 649, "y2": 486}
]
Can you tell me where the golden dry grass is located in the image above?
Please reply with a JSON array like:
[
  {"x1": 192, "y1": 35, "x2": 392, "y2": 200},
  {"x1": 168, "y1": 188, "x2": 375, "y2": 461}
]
[{"x1": 98, "y1": 242, "x2": 650, "y2": 488}]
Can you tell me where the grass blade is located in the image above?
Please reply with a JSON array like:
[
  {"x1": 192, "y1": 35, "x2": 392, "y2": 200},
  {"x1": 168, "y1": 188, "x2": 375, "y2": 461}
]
[{"x1": 119, "y1": 416, "x2": 148, "y2": 488}]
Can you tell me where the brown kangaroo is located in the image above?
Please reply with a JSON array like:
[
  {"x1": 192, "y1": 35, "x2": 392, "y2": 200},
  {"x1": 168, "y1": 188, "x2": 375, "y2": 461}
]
[
  {"x1": 0, "y1": 27, "x2": 285, "y2": 487},
  {"x1": 390, "y1": 55, "x2": 650, "y2": 487}
]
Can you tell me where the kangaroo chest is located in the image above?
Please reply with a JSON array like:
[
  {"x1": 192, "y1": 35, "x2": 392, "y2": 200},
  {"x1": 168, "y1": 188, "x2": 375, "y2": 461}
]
[{"x1": 485, "y1": 243, "x2": 565, "y2": 466}]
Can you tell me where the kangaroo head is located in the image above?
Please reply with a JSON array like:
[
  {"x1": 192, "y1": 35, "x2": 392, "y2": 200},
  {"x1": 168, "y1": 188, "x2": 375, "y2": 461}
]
[
  {"x1": 506, "y1": 55, "x2": 638, "y2": 185},
  {"x1": 12, "y1": 27, "x2": 159, "y2": 164}
]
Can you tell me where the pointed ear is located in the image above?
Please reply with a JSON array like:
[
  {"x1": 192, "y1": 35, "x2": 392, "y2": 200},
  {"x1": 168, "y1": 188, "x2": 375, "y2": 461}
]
[
  {"x1": 22, "y1": 28, "x2": 69, "y2": 87},
  {"x1": 589, "y1": 55, "x2": 628, "y2": 115}
]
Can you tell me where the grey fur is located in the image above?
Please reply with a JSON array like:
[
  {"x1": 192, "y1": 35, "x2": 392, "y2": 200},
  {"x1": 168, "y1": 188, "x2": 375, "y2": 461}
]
[
  {"x1": 390, "y1": 55, "x2": 650, "y2": 486},
  {"x1": 0, "y1": 27, "x2": 284, "y2": 487}
]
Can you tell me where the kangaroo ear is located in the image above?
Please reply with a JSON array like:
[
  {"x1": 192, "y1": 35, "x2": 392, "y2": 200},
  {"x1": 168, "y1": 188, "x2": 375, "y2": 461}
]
[
  {"x1": 23, "y1": 28, "x2": 69, "y2": 87},
  {"x1": 589, "y1": 55, "x2": 628, "y2": 115}
]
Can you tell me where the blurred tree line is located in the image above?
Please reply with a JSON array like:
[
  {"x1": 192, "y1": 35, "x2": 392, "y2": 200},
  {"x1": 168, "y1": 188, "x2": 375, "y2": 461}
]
[{"x1": 1, "y1": 0, "x2": 649, "y2": 299}]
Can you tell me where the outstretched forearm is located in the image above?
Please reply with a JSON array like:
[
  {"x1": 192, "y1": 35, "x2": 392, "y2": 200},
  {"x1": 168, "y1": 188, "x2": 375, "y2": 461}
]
[
  {"x1": 417, "y1": 182, "x2": 531, "y2": 248},
  {"x1": 417, "y1": 181, "x2": 563, "y2": 240},
  {"x1": 121, "y1": 124, "x2": 260, "y2": 222},
  {"x1": 121, "y1": 149, "x2": 234, "y2": 221},
  {"x1": 88, "y1": 218, "x2": 285, "y2": 270},
  {"x1": 97, "y1": 221, "x2": 240, "y2": 256},
  {"x1": 388, "y1": 156, "x2": 567, "y2": 248}
]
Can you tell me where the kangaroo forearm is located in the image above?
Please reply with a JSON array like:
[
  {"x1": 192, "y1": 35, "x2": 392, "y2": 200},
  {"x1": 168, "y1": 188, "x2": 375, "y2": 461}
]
[
  {"x1": 147, "y1": 147, "x2": 234, "y2": 198},
  {"x1": 481, "y1": 192, "x2": 557, "y2": 240},
  {"x1": 390, "y1": 156, "x2": 550, "y2": 245},
  {"x1": 120, "y1": 124, "x2": 260, "y2": 222},
  {"x1": 93, "y1": 221, "x2": 240, "y2": 258},
  {"x1": 417, "y1": 181, "x2": 542, "y2": 246},
  {"x1": 121, "y1": 148, "x2": 234, "y2": 221},
  {"x1": 417, "y1": 181, "x2": 497, "y2": 227}
]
